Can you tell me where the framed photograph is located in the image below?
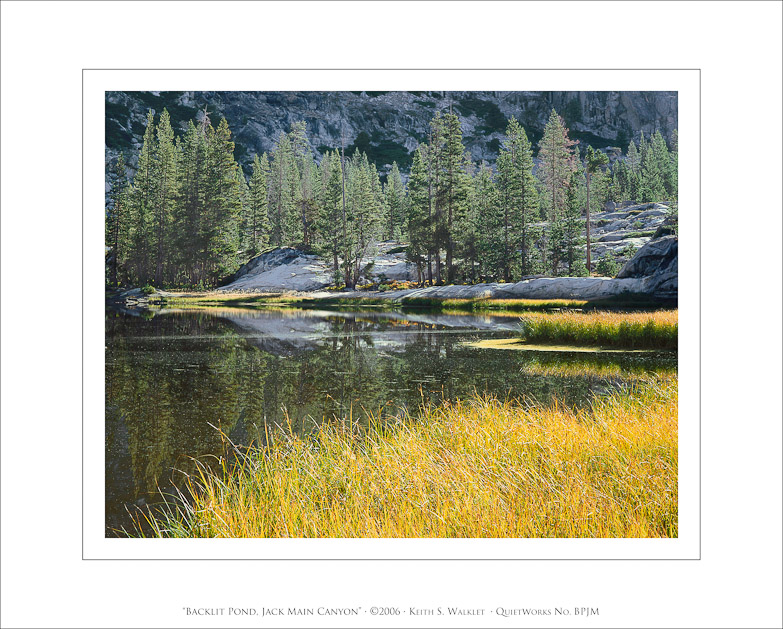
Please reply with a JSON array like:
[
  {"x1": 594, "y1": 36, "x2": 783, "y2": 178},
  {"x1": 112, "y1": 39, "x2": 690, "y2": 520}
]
[{"x1": 86, "y1": 70, "x2": 699, "y2": 560}]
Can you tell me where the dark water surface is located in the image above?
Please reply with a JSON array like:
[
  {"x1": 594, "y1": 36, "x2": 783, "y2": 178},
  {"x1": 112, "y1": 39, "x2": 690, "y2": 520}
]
[{"x1": 105, "y1": 307, "x2": 675, "y2": 535}]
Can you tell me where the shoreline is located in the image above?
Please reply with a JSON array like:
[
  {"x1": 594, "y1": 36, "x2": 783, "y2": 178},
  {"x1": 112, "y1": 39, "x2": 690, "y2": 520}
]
[{"x1": 108, "y1": 286, "x2": 675, "y2": 315}]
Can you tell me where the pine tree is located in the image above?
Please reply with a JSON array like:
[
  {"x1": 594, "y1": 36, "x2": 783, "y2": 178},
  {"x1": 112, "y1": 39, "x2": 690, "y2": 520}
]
[
  {"x1": 368, "y1": 160, "x2": 385, "y2": 240},
  {"x1": 282, "y1": 121, "x2": 314, "y2": 245},
  {"x1": 639, "y1": 130, "x2": 668, "y2": 202},
  {"x1": 152, "y1": 109, "x2": 179, "y2": 286},
  {"x1": 406, "y1": 147, "x2": 430, "y2": 285},
  {"x1": 547, "y1": 213, "x2": 566, "y2": 276},
  {"x1": 298, "y1": 151, "x2": 319, "y2": 246},
  {"x1": 439, "y1": 111, "x2": 471, "y2": 283},
  {"x1": 538, "y1": 108, "x2": 578, "y2": 221},
  {"x1": 383, "y1": 162, "x2": 406, "y2": 241},
  {"x1": 339, "y1": 137, "x2": 352, "y2": 289},
  {"x1": 106, "y1": 153, "x2": 130, "y2": 286},
  {"x1": 268, "y1": 131, "x2": 294, "y2": 246},
  {"x1": 584, "y1": 145, "x2": 609, "y2": 273},
  {"x1": 472, "y1": 161, "x2": 502, "y2": 281},
  {"x1": 128, "y1": 110, "x2": 157, "y2": 285},
  {"x1": 344, "y1": 150, "x2": 381, "y2": 286},
  {"x1": 176, "y1": 120, "x2": 208, "y2": 286},
  {"x1": 668, "y1": 129, "x2": 678, "y2": 208},
  {"x1": 562, "y1": 171, "x2": 587, "y2": 276},
  {"x1": 246, "y1": 153, "x2": 270, "y2": 256},
  {"x1": 625, "y1": 139, "x2": 641, "y2": 202},
  {"x1": 201, "y1": 118, "x2": 243, "y2": 283},
  {"x1": 428, "y1": 113, "x2": 445, "y2": 284},
  {"x1": 318, "y1": 151, "x2": 344, "y2": 282},
  {"x1": 496, "y1": 116, "x2": 539, "y2": 280},
  {"x1": 235, "y1": 164, "x2": 250, "y2": 255}
]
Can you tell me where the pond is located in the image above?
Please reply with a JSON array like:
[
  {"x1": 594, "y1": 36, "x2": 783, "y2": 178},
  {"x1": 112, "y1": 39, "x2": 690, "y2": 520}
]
[{"x1": 105, "y1": 307, "x2": 675, "y2": 536}]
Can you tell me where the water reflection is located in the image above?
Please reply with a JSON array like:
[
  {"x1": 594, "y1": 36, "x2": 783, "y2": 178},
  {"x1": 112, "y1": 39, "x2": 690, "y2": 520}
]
[{"x1": 105, "y1": 308, "x2": 675, "y2": 535}]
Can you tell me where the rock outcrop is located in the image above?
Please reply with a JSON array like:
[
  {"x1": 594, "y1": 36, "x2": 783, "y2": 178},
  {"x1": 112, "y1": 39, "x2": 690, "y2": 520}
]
[
  {"x1": 616, "y1": 235, "x2": 678, "y2": 300},
  {"x1": 220, "y1": 235, "x2": 677, "y2": 302},
  {"x1": 586, "y1": 202, "x2": 672, "y2": 263},
  {"x1": 223, "y1": 247, "x2": 333, "y2": 292},
  {"x1": 222, "y1": 242, "x2": 419, "y2": 292}
]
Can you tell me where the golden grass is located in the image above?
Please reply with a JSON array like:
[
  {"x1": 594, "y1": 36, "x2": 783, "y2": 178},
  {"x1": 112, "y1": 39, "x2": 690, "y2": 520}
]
[
  {"x1": 518, "y1": 310, "x2": 678, "y2": 349},
  {"x1": 138, "y1": 375, "x2": 677, "y2": 538}
]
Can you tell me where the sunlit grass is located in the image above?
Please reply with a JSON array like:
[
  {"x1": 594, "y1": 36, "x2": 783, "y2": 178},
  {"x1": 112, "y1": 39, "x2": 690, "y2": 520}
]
[
  {"x1": 518, "y1": 310, "x2": 678, "y2": 350},
  {"x1": 135, "y1": 375, "x2": 677, "y2": 538}
]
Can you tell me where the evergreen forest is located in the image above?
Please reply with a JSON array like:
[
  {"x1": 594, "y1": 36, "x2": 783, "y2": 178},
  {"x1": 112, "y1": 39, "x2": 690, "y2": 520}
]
[{"x1": 105, "y1": 107, "x2": 678, "y2": 290}]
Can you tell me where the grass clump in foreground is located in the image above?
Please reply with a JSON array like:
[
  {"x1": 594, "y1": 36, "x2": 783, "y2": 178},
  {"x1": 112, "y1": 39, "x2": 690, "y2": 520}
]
[
  {"x1": 137, "y1": 376, "x2": 677, "y2": 538},
  {"x1": 518, "y1": 310, "x2": 677, "y2": 350}
]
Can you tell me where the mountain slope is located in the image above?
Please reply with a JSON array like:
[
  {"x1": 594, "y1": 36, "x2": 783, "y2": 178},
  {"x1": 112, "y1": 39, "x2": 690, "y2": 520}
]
[{"x1": 105, "y1": 90, "x2": 677, "y2": 177}]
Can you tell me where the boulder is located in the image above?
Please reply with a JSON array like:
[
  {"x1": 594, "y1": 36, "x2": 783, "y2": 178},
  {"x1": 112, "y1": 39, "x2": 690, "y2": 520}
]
[
  {"x1": 616, "y1": 235, "x2": 678, "y2": 300},
  {"x1": 361, "y1": 243, "x2": 418, "y2": 282},
  {"x1": 221, "y1": 247, "x2": 333, "y2": 292},
  {"x1": 617, "y1": 235, "x2": 677, "y2": 279}
]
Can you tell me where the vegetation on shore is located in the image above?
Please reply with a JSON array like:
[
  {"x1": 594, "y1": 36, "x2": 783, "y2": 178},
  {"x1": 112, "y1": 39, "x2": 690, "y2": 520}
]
[
  {"x1": 151, "y1": 291, "x2": 590, "y2": 314},
  {"x1": 518, "y1": 310, "x2": 677, "y2": 350},
  {"x1": 131, "y1": 289, "x2": 672, "y2": 317},
  {"x1": 133, "y1": 375, "x2": 677, "y2": 538}
]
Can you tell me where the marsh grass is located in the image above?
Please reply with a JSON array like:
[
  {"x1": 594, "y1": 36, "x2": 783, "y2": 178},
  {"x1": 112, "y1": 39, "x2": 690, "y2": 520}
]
[
  {"x1": 518, "y1": 310, "x2": 678, "y2": 350},
  {"x1": 135, "y1": 376, "x2": 677, "y2": 538}
]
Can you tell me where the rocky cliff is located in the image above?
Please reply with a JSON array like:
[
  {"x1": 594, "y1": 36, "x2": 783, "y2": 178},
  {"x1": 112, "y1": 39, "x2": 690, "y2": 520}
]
[{"x1": 106, "y1": 90, "x2": 677, "y2": 176}]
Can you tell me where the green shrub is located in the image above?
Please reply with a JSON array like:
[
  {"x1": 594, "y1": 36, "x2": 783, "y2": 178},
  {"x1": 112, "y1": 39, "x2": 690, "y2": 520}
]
[
  {"x1": 621, "y1": 243, "x2": 638, "y2": 259},
  {"x1": 140, "y1": 285, "x2": 156, "y2": 295},
  {"x1": 571, "y1": 263, "x2": 589, "y2": 277},
  {"x1": 620, "y1": 230, "x2": 657, "y2": 239},
  {"x1": 596, "y1": 256, "x2": 619, "y2": 277}
]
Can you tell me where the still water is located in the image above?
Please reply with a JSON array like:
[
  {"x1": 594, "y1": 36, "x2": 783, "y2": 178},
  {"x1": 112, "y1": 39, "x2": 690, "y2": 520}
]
[{"x1": 105, "y1": 307, "x2": 674, "y2": 535}]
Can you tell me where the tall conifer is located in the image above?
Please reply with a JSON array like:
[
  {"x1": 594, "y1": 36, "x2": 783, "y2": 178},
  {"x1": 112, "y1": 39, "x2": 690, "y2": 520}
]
[
  {"x1": 584, "y1": 145, "x2": 609, "y2": 272},
  {"x1": 246, "y1": 153, "x2": 270, "y2": 255},
  {"x1": 384, "y1": 162, "x2": 406, "y2": 241},
  {"x1": 106, "y1": 153, "x2": 130, "y2": 286},
  {"x1": 406, "y1": 147, "x2": 430, "y2": 284},
  {"x1": 152, "y1": 109, "x2": 179, "y2": 285}
]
